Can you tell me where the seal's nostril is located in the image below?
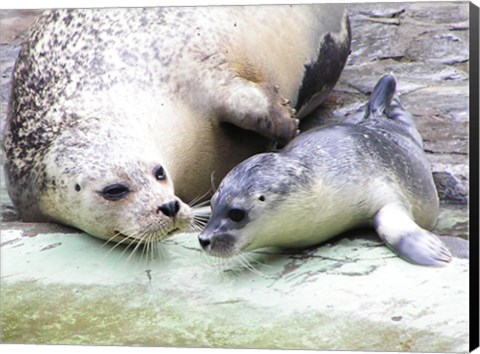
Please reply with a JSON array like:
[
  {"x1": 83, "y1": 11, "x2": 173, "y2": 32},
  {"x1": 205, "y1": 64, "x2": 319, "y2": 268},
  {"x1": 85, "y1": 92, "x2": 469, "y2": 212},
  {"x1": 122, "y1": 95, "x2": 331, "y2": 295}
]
[
  {"x1": 158, "y1": 200, "x2": 180, "y2": 217},
  {"x1": 198, "y1": 235, "x2": 211, "y2": 249}
]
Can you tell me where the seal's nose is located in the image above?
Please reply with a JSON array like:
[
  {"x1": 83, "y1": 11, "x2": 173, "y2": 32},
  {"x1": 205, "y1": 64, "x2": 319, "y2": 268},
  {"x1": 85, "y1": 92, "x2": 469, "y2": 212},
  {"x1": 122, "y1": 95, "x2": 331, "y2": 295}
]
[
  {"x1": 157, "y1": 200, "x2": 180, "y2": 217},
  {"x1": 198, "y1": 234, "x2": 211, "y2": 249}
]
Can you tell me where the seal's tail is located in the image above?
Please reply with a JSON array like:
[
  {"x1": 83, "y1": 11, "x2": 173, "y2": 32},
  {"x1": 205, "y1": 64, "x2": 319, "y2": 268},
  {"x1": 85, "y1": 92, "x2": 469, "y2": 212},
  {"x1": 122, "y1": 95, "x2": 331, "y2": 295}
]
[{"x1": 364, "y1": 73, "x2": 397, "y2": 119}]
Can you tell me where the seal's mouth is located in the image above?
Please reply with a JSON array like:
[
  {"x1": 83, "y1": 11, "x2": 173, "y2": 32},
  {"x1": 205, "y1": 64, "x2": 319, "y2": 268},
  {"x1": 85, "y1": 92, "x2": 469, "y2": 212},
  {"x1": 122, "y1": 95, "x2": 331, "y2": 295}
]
[
  {"x1": 167, "y1": 227, "x2": 180, "y2": 235},
  {"x1": 198, "y1": 232, "x2": 238, "y2": 258}
]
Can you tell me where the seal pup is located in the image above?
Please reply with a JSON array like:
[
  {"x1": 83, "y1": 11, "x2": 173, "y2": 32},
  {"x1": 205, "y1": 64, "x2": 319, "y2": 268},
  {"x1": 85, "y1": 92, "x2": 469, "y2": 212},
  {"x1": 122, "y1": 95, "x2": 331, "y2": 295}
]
[
  {"x1": 198, "y1": 74, "x2": 452, "y2": 266},
  {"x1": 2, "y1": 5, "x2": 351, "y2": 244}
]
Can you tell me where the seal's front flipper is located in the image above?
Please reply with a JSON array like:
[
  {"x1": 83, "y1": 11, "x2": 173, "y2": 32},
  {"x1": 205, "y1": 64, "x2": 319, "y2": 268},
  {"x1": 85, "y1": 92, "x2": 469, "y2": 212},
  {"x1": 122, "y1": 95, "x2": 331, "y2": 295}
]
[
  {"x1": 364, "y1": 74, "x2": 396, "y2": 119},
  {"x1": 373, "y1": 203, "x2": 452, "y2": 266},
  {"x1": 219, "y1": 80, "x2": 299, "y2": 147}
]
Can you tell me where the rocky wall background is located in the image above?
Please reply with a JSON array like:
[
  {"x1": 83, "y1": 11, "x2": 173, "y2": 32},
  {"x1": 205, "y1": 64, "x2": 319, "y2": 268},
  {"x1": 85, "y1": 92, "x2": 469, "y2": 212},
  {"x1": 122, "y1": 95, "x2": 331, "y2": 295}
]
[{"x1": 302, "y1": 2, "x2": 470, "y2": 205}]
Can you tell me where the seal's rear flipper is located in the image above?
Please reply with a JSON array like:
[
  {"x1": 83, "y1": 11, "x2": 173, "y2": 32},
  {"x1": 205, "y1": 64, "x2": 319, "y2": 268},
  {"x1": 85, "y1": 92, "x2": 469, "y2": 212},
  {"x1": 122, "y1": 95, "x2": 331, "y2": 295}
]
[
  {"x1": 365, "y1": 74, "x2": 396, "y2": 119},
  {"x1": 373, "y1": 203, "x2": 452, "y2": 266}
]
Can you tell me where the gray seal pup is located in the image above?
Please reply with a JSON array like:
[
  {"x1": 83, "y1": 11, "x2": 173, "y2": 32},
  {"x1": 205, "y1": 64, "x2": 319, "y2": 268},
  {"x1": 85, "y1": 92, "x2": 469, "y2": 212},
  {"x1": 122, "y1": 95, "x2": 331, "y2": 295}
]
[
  {"x1": 2, "y1": 5, "x2": 351, "y2": 244},
  {"x1": 198, "y1": 74, "x2": 452, "y2": 266}
]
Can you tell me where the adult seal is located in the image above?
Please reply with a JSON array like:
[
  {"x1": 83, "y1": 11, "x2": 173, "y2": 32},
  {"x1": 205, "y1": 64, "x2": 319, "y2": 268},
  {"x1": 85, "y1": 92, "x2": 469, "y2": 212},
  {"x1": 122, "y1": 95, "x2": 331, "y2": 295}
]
[
  {"x1": 2, "y1": 5, "x2": 351, "y2": 244},
  {"x1": 198, "y1": 74, "x2": 452, "y2": 266}
]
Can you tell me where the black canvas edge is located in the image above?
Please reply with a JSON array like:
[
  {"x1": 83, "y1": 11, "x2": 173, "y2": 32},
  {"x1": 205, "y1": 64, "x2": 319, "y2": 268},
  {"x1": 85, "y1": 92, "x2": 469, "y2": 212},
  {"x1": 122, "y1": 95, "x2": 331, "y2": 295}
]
[{"x1": 470, "y1": 1, "x2": 480, "y2": 353}]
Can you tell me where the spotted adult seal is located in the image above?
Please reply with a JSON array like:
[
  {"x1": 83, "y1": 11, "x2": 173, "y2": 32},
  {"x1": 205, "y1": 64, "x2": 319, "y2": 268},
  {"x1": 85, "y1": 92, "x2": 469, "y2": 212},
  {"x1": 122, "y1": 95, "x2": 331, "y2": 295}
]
[
  {"x1": 198, "y1": 74, "x2": 452, "y2": 266},
  {"x1": 2, "y1": 5, "x2": 351, "y2": 244}
]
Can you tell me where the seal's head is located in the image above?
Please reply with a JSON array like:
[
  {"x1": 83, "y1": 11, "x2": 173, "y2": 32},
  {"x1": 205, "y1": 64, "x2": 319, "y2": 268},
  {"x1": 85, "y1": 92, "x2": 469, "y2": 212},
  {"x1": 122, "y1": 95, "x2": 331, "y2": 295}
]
[
  {"x1": 14, "y1": 122, "x2": 193, "y2": 245},
  {"x1": 198, "y1": 152, "x2": 311, "y2": 257}
]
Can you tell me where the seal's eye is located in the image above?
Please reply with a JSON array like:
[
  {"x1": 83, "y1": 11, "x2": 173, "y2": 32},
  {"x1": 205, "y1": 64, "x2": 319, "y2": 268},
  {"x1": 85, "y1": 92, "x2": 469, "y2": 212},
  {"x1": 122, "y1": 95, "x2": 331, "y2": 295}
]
[
  {"x1": 258, "y1": 195, "x2": 265, "y2": 202},
  {"x1": 101, "y1": 184, "x2": 130, "y2": 201},
  {"x1": 227, "y1": 208, "x2": 247, "y2": 222},
  {"x1": 154, "y1": 165, "x2": 166, "y2": 181}
]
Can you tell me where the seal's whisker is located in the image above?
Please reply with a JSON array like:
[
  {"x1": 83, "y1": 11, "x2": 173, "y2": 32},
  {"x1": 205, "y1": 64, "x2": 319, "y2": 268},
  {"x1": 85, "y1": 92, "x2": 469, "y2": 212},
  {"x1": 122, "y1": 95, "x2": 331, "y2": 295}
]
[
  {"x1": 102, "y1": 228, "x2": 141, "y2": 258},
  {"x1": 157, "y1": 240, "x2": 169, "y2": 259},
  {"x1": 189, "y1": 224, "x2": 200, "y2": 233},
  {"x1": 194, "y1": 215, "x2": 210, "y2": 221},
  {"x1": 193, "y1": 214, "x2": 210, "y2": 223},
  {"x1": 121, "y1": 230, "x2": 144, "y2": 261},
  {"x1": 212, "y1": 255, "x2": 226, "y2": 270},
  {"x1": 146, "y1": 234, "x2": 160, "y2": 264},
  {"x1": 115, "y1": 236, "x2": 140, "y2": 266},
  {"x1": 189, "y1": 188, "x2": 212, "y2": 208},
  {"x1": 188, "y1": 197, "x2": 200, "y2": 209},
  {"x1": 189, "y1": 219, "x2": 200, "y2": 230},
  {"x1": 192, "y1": 199, "x2": 211, "y2": 209},
  {"x1": 200, "y1": 251, "x2": 225, "y2": 270},
  {"x1": 127, "y1": 232, "x2": 148, "y2": 262},
  {"x1": 199, "y1": 250, "x2": 214, "y2": 268},
  {"x1": 153, "y1": 231, "x2": 168, "y2": 259},
  {"x1": 242, "y1": 251, "x2": 273, "y2": 269},
  {"x1": 189, "y1": 197, "x2": 200, "y2": 209},
  {"x1": 118, "y1": 231, "x2": 139, "y2": 258},
  {"x1": 103, "y1": 238, "x2": 127, "y2": 256},
  {"x1": 101, "y1": 236, "x2": 118, "y2": 249},
  {"x1": 101, "y1": 228, "x2": 132, "y2": 249},
  {"x1": 198, "y1": 252, "x2": 241, "y2": 276},
  {"x1": 190, "y1": 210, "x2": 210, "y2": 231},
  {"x1": 141, "y1": 235, "x2": 152, "y2": 266},
  {"x1": 193, "y1": 216, "x2": 209, "y2": 226},
  {"x1": 145, "y1": 237, "x2": 152, "y2": 263},
  {"x1": 197, "y1": 218, "x2": 209, "y2": 231},
  {"x1": 189, "y1": 219, "x2": 207, "y2": 233},
  {"x1": 220, "y1": 257, "x2": 235, "y2": 274},
  {"x1": 188, "y1": 193, "x2": 203, "y2": 208},
  {"x1": 150, "y1": 238, "x2": 159, "y2": 261},
  {"x1": 235, "y1": 253, "x2": 254, "y2": 272},
  {"x1": 150, "y1": 235, "x2": 156, "y2": 260},
  {"x1": 192, "y1": 207, "x2": 210, "y2": 220},
  {"x1": 214, "y1": 257, "x2": 225, "y2": 270},
  {"x1": 139, "y1": 238, "x2": 146, "y2": 265},
  {"x1": 140, "y1": 231, "x2": 155, "y2": 257},
  {"x1": 108, "y1": 225, "x2": 164, "y2": 263},
  {"x1": 226, "y1": 258, "x2": 245, "y2": 276},
  {"x1": 236, "y1": 253, "x2": 269, "y2": 278},
  {"x1": 148, "y1": 235, "x2": 157, "y2": 262}
]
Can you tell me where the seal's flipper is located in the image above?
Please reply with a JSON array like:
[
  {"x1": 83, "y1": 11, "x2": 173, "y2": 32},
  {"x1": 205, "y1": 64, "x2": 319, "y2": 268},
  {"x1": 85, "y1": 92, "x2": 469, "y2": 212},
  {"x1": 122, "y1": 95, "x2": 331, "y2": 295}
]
[
  {"x1": 365, "y1": 74, "x2": 396, "y2": 119},
  {"x1": 217, "y1": 79, "x2": 299, "y2": 147},
  {"x1": 362, "y1": 74, "x2": 423, "y2": 146},
  {"x1": 373, "y1": 203, "x2": 452, "y2": 266},
  {"x1": 385, "y1": 98, "x2": 417, "y2": 128}
]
